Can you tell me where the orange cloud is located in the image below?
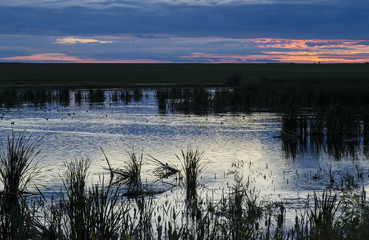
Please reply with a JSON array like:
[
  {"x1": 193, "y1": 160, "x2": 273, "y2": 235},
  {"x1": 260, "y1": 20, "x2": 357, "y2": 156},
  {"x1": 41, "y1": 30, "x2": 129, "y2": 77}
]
[
  {"x1": 181, "y1": 52, "x2": 274, "y2": 63},
  {"x1": 177, "y1": 37, "x2": 369, "y2": 63},
  {"x1": 249, "y1": 38, "x2": 366, "y2": 50},
  {"x1": 182, "y1": 50, "x2": 369, "y2": 63}
]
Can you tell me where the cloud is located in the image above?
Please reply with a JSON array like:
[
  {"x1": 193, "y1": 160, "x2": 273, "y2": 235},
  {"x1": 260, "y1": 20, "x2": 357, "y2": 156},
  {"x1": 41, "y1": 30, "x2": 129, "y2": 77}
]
[
  {"x1": 55, "y1": 37, "x2": 113, "y2": 45},
  {"x1": 180, "y1": 52, "x2": 271, "y2": 63},
  {"x1": 0, "y1": 0, "x2": 340, "y2": 8},
  {"x1": 1, "y1": 2, "x2": 369, "y2": 40},
  {"x1": 177, "y1": 38, "x2": 369, "y2": 63},
  {"x1": 0, "y1": 53, "x2": 172, "y2": 63},
  {"x1": 250, "y1": 38, "x2": 369, "y2": 50},
  {"x1": 2, "y1": 35, "x2": 369, "y2": 63},
  {"x1": 181, "y1": 48, "x2": 369, "y2": 63},
  {"x1": 0, "y1": 53, "x2": 94, "y2": 62},
  {"x1": 0, "y1": 0, "x2": 141, "y2": 9}
]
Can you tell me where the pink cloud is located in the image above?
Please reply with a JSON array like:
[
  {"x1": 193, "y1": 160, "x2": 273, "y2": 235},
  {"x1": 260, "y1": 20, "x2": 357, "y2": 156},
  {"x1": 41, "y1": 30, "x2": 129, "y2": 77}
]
[
  {"x1": 95, "y1": 59, "x2": 172, "y2": 63},
  {"x1": 181, "y1": 51, "x2": 369, "y2": 63},
  {"x1": 0, "y1": 53, "x2": 172, "y2": 63},
  {"x1": 1, "y1": 53, "x2": 94, "y2": 62},
  {"x1": 250, "y1": 38, "x2": 368, "y2": 50},
  {"x1": 181, "y1": 52, "x2": 277, "y2": 63}
]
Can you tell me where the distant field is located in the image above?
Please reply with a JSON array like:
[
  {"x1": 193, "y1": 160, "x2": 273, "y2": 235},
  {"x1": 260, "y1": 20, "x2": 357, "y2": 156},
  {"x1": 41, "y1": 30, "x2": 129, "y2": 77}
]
[{"x1": 1, "y1": 63, "x2": 369, "y2": 88}]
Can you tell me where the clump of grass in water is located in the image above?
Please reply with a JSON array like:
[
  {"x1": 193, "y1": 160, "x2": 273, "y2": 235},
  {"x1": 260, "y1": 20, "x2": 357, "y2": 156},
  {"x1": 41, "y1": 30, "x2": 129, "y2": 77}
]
[
  {"x1": 62, "y1": 157, "x2": 91, "y2": 240},
  {"x1": 0, "y1": 130, "x2": 41, "y2": 239},
  {"x1": 227, "y1": 160, "x2": 264, "y2": 239},
  {"x1": 0, "y1": 130, "x2": 41, "y2": 205},
  {"x1": 55, "y1": 157, "x2": 134, "y2": 240},
  {"x1": 308, "y1": 189, "x2": 340, "y2": 239},
  {"x1": 176, "y1": 146, "x2": 205, "y2": 204},
  {"x1": 85, "y1": 176, "x2": 131, "y2": 239},
  {"x1": 103, "y1": 149, "x2": 144, "y2": 191},
  {"x1": 149, "y1": 155, "x2": 180, "y2": 180},
  {"x1": 132, "y1": 196, "x2": 155, "y2": 239},
  {"x1": 336, "y1": 187, "x2": 369, "y2": 239}
]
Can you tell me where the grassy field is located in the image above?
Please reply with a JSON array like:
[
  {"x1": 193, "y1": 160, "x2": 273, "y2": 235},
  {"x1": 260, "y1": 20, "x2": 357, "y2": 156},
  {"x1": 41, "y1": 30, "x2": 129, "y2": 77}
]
[{"x1": 1, "y1": 63, "x2": 369, "y2": 88}]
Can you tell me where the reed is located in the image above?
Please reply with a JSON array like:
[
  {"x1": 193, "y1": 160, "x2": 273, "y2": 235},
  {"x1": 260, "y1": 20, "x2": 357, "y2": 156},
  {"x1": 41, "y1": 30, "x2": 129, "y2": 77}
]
[
  {"x1": 176, "y1": 146, "x2": 205, "y2": 203},
  {"x1": 0, "y1": 130, "x2": 41, "y2": 239},
  {"x1": 226, "y1": 160, "x2": 263, "y2": 239},
  {"x1": 150, "y1": 156, "x2": 180, "y2": 180},
  {"x1": 35, "y1": 157, "x2": 134, "y2": 240},
  {"x1": 89, "y1": 89, "x2": 105, "y2": 104},
  {"x1": 308, "y1": 189, "x2": 340, "y2": 239},
  {"x1": 4, "y1": 131, "x2": 369, "y2": 239},
  {"x1": 84, "y1": 176, "x2": 131, "y2": 239},
  {"x1": 108, "y1": 150, "x2": 144, "y2": 189},
  {"x1": 132, "y1": 196, "x2": 155, "y2": 239},
  {"x1": 133, "y1": 88, "x2": 143, "y2": 102},
  {"x1": 0, "y1": 130, "x2": 41, "y2": 206},
  {"x1": 155, "y1": 89, "x2": 168, "y2": 113},
  {"x1": 32, "y1": 194, "x2": 64, "y2": 240},
  {"x1": 336, "y1": 187, "x2": 369, "y2": 239},
  {"x1": 62, "y1": 157, "x2": 91, "y2": 240}
]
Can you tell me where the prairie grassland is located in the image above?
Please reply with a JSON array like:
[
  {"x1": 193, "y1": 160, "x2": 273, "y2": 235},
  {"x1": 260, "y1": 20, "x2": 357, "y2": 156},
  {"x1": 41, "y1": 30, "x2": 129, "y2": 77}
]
[{"x1": 1, "y1": 63, "x2": 369, "y2": 88}]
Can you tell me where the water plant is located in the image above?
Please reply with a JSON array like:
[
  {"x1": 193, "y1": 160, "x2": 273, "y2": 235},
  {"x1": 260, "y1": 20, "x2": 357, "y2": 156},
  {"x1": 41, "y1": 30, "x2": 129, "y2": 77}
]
[
  {"x1": 308, "y1": 189, "x2": 340, "y2": 239},
  {"x1": 106, "y1": 150, "x2": 144, "y2": 190},
  {"x1": 176, "y1": 146, "x2": 205, "y2": 203},
  {"x1": 0, "y1": 130, "x2": 41, "y2": 239},
  {"x1": 62, "y1": 157, "x2": 91, "y2": 240},
  {"x1": 227, "y1": 160, "x2": 264, "y2": 239},
  {"x1": 85, "y1": 176, "x2": 131, "y2": 239},
  {"x1": 150, "y1": 155, "x2": 180, "y2": 180},
  {"x1": 0, "y1": 130, "x2": 41, "y2": 206},
  {"x1": 4, "y1": 129, "x2": 369, "y2": 239}
]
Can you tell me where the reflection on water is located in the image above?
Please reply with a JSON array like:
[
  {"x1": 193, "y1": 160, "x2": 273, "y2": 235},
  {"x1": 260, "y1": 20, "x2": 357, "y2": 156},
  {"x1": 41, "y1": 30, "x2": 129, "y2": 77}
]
[
  {"x1": 0, "y1": 89, "x2": 369, "y2": 206},
  {"x1": 0, "y1": 88, "x2": 143, "y2": 108},
  {"x1": 280, "y1": 113, "x2": 368, "y2": 161}
]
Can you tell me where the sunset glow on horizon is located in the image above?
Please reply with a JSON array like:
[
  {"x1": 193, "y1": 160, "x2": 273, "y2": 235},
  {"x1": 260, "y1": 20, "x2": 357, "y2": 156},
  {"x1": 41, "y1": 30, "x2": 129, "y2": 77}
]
[
  {"x1": 1, "y1": 1, "x2": 369, "y2": 63},
  {"x1": 2, "y1": 37, "x2": 369, "y2": 63}
]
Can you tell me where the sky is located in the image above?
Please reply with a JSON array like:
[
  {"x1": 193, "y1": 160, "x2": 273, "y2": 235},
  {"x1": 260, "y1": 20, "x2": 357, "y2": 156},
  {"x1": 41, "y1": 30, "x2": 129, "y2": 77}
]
[{"x1": 1, "y1": 0, "x2": 369, "y2": 63}]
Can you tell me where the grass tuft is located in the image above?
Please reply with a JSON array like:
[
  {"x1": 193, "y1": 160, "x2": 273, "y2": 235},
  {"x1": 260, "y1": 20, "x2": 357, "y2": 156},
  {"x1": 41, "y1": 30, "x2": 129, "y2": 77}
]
[
  {"x1": 176, "y1": 145, "x2": 205, "y2": 203},
  {"x1": 0, "y1": 130, "x2": 41, "y2": 239},
  {"x1": 149, "y1": 155, "x2": 180, "y2": 180},
  {"x1": 109, "y1": 150, "x2": 144, "y2": 190}
]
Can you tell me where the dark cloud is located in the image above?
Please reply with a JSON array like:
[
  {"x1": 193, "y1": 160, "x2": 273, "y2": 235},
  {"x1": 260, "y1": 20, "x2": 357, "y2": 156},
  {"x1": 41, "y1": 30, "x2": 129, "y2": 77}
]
[
  {"x1": 0, "y1": 2, "x2": 369, "y2": 39},
  {"x1": 305, "y1": 41, "x2": 343, "y2": 47},
  {"x1": 356, "y1": 41, "x2": 369, "y2": 46}
]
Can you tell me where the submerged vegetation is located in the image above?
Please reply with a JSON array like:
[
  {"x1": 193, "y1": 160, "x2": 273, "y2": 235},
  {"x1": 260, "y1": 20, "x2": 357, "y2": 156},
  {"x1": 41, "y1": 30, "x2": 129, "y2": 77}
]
[
  {"x1": 0, "y1": 88, "x2": 144, "y2": 109},
  {"x1": 107, "y1": 150, "x2": 144, "y2": 188},
  {"x1": 175, "y1": 146, "x2": 205, "y2": 203},
  {"x1": 1, "y1": 131, "x2": 369, "y2": 239}
]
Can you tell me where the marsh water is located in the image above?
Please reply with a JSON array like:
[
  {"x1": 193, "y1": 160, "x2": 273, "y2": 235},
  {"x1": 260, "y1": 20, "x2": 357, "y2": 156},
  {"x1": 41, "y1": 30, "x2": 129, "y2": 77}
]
[{"x1": 1, "y1": 89, "x2": 369, "y2": 225}]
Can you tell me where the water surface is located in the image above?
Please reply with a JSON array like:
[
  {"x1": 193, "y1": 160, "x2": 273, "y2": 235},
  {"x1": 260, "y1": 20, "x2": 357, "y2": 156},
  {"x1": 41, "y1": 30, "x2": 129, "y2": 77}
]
[{"x1": 1, "y1": 89, "x2": 369, "y2": 224}]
